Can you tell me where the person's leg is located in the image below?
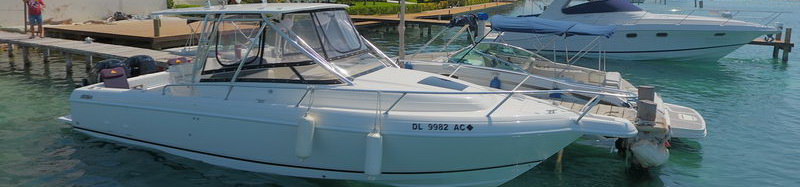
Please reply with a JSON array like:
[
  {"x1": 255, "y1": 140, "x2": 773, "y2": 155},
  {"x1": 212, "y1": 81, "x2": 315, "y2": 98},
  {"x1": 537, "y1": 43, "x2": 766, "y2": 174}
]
[
  {"x1": 38, "y1": 22, "x2": 43, "y2": 38},
  {"x1": 28, "y1": 15, "x2": 35, "y2": 39},
  {"x1": 31, "y1": 15, "x2": 43, "y2": 38}
]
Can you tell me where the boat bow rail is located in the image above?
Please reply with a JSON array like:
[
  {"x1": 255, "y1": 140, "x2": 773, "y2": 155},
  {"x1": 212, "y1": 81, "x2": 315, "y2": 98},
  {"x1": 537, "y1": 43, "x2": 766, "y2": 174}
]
[
  {"x1": 160, "y1": 83, "x2": 635, "y2": 119},
  {"x1": 633, "y1": 9, "x2": 786, "y2": 26},
  {"x1": 409, "y1": 54, "x2": 637, "y2": 98}
]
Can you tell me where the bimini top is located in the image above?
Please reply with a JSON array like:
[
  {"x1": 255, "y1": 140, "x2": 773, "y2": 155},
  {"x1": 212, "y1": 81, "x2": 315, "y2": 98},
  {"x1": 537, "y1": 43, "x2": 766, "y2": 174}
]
[
  {"x1": 151, "y1": 3, "x2": 349, "y2": 15},
  {"x1": 490, "y1": 15, "x2": 616, "y2": 38},
  {"x1": 561, "y1": 0, "x2": 642, "y2": 14}
]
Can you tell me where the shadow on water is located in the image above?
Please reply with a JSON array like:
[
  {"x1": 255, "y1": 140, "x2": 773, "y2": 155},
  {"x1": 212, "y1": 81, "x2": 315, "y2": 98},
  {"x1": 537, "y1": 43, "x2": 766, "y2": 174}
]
[{"x1": 502, "y1": 143, "x2": 668, "y2": 187}]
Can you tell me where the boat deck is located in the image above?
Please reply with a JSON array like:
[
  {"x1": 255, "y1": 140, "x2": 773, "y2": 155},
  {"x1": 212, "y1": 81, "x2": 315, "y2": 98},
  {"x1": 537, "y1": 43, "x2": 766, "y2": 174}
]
[{"x1": 551, "y1": 99, "x2": 668, "y2": 131}]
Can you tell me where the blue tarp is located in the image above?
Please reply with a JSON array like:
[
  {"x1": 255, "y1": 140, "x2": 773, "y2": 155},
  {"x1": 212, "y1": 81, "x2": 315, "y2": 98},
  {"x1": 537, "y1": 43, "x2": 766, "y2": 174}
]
[{"x1": 489, "y1": 15, "x2": 616, "y2": 38}]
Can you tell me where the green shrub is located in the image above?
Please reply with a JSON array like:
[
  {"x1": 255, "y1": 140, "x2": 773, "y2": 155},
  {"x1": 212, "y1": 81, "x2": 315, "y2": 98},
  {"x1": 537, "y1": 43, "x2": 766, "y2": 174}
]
[
  {"x1": 166, "y1": 0, "x2": 174, "y2": 9},
  {"x1": 344, "y1": 0, "x2": 494, "y2": 15},
  {"x1": 174, "y1": 4, "x2": 204, "y2": 9},
  {"x1": 347, "y1": 1, "x2": 450, "y2": 15}
]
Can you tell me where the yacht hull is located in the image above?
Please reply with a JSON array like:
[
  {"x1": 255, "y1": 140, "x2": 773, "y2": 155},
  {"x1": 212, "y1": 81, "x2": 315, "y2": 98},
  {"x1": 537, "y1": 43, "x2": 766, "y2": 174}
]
[
  {"x1": 501, "y1": 30, "x2": 772, "y2": 61},
  {"x1": 67, "y1": 86, "x2": 583, "y2": 187}
]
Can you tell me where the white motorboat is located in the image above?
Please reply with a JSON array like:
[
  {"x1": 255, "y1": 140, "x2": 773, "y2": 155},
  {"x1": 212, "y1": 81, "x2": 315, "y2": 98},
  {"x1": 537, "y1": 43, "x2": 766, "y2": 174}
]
[
  {"x1": 498, "y1": 0, "x2": 781, "y2": 61},
  {"x1": 407, "y1": 15, "x2": 707, "y2": 168},
  {"x1": 60, "y1": 3, "x2": 639, "y2": 186}
]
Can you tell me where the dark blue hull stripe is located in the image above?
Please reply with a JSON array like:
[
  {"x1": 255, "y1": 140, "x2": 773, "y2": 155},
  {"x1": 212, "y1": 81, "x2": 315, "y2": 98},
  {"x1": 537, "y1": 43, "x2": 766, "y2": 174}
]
[
  {"x1": 537, "y1": 43, "x2": 746, "y2": 54},
  {"x1": 73, "y1": 126, "x2": 543, "y2": 175}
]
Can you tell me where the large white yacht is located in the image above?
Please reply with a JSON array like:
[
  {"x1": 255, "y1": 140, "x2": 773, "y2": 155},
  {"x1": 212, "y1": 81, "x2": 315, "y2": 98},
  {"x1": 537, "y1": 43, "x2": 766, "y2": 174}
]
[
  {"x1": 60, "y1": 3, "x2": 638, "y2": 186},
  {"x1": 498, "y1": 0, "x2": 781, "y2": 61}
]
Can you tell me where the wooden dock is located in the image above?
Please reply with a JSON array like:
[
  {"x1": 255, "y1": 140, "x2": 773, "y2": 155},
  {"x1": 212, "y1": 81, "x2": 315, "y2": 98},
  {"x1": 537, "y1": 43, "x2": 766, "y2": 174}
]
[
  {"x1": 45, "y1": 18, "x2": 198, "y2": 50},
  {"x1": 748, "y1": 28, "x2": 794, "y2": 62},
  {"x1": 0, "y1": 31, "x2": 178, "y2": 74}
]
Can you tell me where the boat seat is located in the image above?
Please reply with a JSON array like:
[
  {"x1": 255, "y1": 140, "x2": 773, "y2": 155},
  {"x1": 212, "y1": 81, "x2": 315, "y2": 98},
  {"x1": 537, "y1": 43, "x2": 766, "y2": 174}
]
[{"x1": 604, "y1": 72, "x2": 622, "y2": 89}]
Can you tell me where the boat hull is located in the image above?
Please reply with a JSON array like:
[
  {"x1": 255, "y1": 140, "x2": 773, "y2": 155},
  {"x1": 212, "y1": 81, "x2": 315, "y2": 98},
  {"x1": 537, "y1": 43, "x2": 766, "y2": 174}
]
[
  {"x1": 67, "y1": 87, "x2": 582, "y2": 187},
  {"x1": 500, "y1": 29, "x2": 775, "y2": 61}
]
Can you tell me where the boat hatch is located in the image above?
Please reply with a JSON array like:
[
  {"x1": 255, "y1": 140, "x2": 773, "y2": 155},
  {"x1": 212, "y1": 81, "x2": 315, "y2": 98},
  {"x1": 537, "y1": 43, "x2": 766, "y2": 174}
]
[{"x1": 417, "y1": 77, "x2": 469, "y2": 91}]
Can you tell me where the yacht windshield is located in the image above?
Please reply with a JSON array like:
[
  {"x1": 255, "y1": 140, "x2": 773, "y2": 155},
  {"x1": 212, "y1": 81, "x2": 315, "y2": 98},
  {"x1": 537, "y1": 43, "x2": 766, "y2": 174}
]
[
  {"x1": 562, "y1": 0, "x2": 642, "y2": 14},
  {"x1": 198, "y1": 10, "x2": 390, "y2": 84}
]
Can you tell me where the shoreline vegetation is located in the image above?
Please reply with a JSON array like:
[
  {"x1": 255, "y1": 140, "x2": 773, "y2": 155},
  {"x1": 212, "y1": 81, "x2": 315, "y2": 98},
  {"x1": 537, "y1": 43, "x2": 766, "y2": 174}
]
[{"x1": 166, "y1": 0, "x2": 498, "y2": 15}]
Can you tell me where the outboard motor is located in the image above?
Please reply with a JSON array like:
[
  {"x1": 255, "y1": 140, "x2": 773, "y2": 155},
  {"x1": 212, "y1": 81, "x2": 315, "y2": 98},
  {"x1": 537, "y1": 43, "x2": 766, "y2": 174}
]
[
  {"x1": 100, "y1": 67, "x2": 130, "y2": 89},
  {"x1": 91, "y1": 59, "x2": 130, "y2": 84},
  {"x1": 447, "y1": 14, "x2": 479, "y2": 38},
  {"x1": 124, "y1": 55, "x2": 158, "y2": 77}
]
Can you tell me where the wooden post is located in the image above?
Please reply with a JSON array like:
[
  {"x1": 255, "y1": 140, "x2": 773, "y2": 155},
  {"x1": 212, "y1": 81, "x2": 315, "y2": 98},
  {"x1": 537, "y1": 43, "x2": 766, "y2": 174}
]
[
  {"x1": 782, "y1": 28, "x2": 792, "y2": 63},
  {"x1": 7, "y1": 44, "x2": 13, "y2": 57},
  {"x1": 153, "y1": 18, "x2": 161, "y2": 37},
  {"x1": 774, "y1": 29, "x2": 784, "y2": 59},
  {"x1": 65, "y1": 53, "x2": 73, "y2": 73},
  {"x1": 23, "y1": 3, "x2": 28, "y2": 34},
  {"x1": 85, "y1": 55, "x2": 93, "y2": 73},
  {"x1": 427, "y1": 25, "x2": 432, "y2": 37},
  {"x1": 22, "y1": 46, "x2": 30, "y2": 64},
  {"x1": 773, "y1": 46, "x2": 780, "y2": 59},
  {"x1": 42, "y1": 48, "x2": 50, "y2": 63},
  {"x1": 638, "y1": 85, "x2": 655, "y2": 101}
]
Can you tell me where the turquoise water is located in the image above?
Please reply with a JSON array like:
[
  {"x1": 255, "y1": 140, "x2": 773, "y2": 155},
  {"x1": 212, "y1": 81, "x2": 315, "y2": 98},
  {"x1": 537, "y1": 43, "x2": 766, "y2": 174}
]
[{"x1": 2, "y1": 0, "x2": 800, "y2": 186}]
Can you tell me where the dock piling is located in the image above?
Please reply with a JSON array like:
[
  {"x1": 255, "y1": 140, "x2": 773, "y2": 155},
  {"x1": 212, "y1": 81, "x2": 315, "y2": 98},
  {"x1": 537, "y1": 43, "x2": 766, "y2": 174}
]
[
  {"x1": 85, "y1": 55, "x2": 93, "y2": 74},
  {"x1": 7, "y1": 44, "x2": 13, "y2": 57},
  {"x1": 65, "y1": 54, "x2": 73, "y2": 74},
  {"x1": 751, "y1": 27, "x2": 793, "y2": 62},
  {"x1": 153, "y1": 17, "x2": 162, "y2": 37},
  {"x1": 782, "y1": 28, "x2": 792, "y2": 62},
  {"x1": 22, "y1": 46, "x2": 30, "y2": 65},
  {"x1": 43, "y1": 48, "x2": 50, "y2": 63}
]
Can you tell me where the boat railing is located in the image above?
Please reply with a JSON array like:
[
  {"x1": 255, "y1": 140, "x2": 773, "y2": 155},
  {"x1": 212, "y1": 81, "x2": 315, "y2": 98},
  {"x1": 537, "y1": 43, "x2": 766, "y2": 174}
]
[
  {"x1": 412, "y1": 57, "x2": 636, "y2": 97},
  {"x1": 665, "y1": 9, "x2": 785, "y2": 26},
  {"x1": 160, "y1": 83, "x2": 635, "y2": 120}
]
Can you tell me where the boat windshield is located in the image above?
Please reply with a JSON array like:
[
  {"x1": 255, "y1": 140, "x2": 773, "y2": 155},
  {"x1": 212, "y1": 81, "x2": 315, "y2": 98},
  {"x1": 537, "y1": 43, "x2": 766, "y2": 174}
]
[
  {"x1": 449, "y1": 43, "x2": 545, "y2": 72},
  {"x1": 199, "y1": 9, "x2": 390, "y2": 84},
  {"x1": 562, "y1": 0, "x2": 642, "y2": 14}
]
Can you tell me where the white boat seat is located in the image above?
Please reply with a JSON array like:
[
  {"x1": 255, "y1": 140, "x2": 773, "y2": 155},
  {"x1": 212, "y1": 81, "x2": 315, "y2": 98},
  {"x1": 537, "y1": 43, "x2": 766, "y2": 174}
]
[{"x1": 604, "y1": 72, "x2": 622, "y2": 89}]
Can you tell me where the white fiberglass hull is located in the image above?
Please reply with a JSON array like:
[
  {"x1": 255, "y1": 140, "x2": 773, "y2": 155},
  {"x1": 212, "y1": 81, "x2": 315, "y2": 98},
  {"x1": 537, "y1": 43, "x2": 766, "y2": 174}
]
[
  {"x1": 500, "y1": 29, "x2": 773, "y2": 61},
  {"x1": 68, "y1": 95, "x2": 575, "y2": 186},
  {"x1": 66, "y1": 69, "x2": 636, "y2": 186}
]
